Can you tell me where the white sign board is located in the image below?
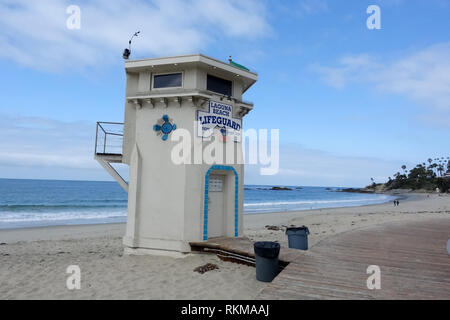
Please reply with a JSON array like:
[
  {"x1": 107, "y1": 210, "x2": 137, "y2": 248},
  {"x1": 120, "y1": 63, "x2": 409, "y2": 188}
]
[
  {"x1": 209, "y1": 176, "x2": 224, "y2": 192},
  {"x1": 197, "y1": 101, "x2": 242, "y2": 142}
]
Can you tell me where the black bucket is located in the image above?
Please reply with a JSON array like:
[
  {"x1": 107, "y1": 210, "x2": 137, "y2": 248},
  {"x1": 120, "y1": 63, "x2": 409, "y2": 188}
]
[{"x1": 254, "y1": 241, "x2": 280, "y2": 282}]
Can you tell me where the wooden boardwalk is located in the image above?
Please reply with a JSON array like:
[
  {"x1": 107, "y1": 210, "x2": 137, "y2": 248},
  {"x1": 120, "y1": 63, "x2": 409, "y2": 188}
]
[{"x1": 192, "y1": 218, "x2": 450, "y2": 299}]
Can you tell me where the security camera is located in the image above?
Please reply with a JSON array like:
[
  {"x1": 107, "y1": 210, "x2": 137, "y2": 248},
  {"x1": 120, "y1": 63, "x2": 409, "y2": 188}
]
[
  {"x1": 122, "y1": 31, "x2": 140, "y2": 60},
  {"x1": 122, "y1": 48, "x2": 131, "y2": 59}
]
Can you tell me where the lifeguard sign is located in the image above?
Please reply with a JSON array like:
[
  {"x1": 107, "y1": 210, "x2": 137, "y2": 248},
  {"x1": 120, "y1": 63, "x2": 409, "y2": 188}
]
[
  {"x1": 96, "y1": 54, "x2": 257, "y2": 255},
  {"x1": 197, "y1": 101, "x2": 242, "y2": 141}
]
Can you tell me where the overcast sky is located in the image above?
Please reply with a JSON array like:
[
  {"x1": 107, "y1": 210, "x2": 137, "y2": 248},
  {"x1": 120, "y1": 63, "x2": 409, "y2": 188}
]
[{"x1": 0, "y1": 0, "x2": 449, "y2": 187}]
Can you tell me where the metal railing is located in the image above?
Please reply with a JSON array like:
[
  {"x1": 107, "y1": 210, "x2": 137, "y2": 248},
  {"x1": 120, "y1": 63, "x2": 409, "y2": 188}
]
[{"x1": 95, "y1": 122, "x2": 124, "y2": 155}]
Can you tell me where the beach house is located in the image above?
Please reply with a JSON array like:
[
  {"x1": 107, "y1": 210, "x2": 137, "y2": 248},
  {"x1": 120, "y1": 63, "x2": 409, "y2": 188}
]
[{"x1": 95, "y1": 54, "x2": 257, "y2": 255}]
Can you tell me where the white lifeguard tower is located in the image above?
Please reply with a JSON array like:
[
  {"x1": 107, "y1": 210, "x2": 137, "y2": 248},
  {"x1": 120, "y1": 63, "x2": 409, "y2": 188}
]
[{"x1": 95, "y1": 54, "x2": 257, "y2": 255}]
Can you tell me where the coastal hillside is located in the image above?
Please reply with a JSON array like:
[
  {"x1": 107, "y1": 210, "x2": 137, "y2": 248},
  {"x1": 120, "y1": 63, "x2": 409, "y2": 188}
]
[{"x1": 343, "y1": 157, "x2": 450, "y2": 194}]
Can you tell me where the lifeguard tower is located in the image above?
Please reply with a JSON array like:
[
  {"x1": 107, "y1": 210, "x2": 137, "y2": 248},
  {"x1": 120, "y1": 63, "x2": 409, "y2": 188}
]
[{"x1": 95, "y1": 54, "x2": 257, "y2": 255}]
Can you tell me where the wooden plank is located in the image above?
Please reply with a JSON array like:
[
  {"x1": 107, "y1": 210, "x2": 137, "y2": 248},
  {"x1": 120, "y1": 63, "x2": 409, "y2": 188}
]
[
  {"x1": 190, "y1": 237, "x2": 305, "y2": 264},
  {"x1": 258, "y1": 218, "x2": 450, "y2": 300}
]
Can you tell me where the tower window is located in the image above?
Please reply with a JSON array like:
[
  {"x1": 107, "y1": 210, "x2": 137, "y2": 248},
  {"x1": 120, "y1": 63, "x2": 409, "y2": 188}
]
[
  {"x1": 207, "y1": 74, "x2": 232, "y2": 96},
  {"x1": 153, "y1": 73, "x2": 182, "y2": 89}
]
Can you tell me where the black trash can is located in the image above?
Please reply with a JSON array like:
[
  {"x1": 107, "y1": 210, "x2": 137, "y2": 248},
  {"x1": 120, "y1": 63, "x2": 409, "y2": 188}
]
[
  {"x1": 286, "y1": 226, "x2": 310, "y2": 250},
  {"x1": 254, "y1": 241, "x2": 280, "y2": 282}
]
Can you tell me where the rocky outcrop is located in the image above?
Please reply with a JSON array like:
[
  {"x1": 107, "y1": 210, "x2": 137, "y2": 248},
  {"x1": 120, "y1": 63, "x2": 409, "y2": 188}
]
[{"x1": 270, "y1": 186, "x2": 292, "y2": 191}]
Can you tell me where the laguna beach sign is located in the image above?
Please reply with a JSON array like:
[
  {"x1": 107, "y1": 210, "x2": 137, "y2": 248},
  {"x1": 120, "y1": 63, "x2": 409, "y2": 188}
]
[{"x1": 197, "y1": 101, "x2": 242, "y2": 141}]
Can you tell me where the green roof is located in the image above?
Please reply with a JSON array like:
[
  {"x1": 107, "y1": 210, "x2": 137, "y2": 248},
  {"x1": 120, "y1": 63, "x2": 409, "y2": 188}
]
[{"x1": 230, "y1": 60, "x2": 250, "y2": 72}]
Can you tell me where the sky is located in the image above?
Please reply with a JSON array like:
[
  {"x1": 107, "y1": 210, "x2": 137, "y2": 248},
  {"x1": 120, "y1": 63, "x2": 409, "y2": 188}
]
[{"x1": 0, "y1": 0, "x2": 449, "y2": 187}]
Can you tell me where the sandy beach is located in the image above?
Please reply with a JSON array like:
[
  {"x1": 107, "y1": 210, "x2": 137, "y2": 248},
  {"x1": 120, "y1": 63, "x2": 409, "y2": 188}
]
[{"x1": 0, "y1": 193, "x2": 449, "y2": 299}]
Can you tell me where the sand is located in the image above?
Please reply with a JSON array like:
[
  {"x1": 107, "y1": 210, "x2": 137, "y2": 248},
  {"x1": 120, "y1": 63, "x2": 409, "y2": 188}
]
[{"x1": 0, "y1": 193, "x2": 449, "y2": 299}]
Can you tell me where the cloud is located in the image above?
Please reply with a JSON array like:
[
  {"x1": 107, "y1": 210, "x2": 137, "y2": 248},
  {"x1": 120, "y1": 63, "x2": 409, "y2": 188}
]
[
  {"x1": 313, "y1": 43, "x2": 450, "y2": 111},
  {"x1": 0, "y1": 115, "x2": 94, "y2": 168},
  {"x1": 245, "y1": 144, "x2": 407, "y2": 187},
  {"x1": 0, "y1": 0, "x2": 270, "y2": 71},
  {"x1": 0, "y1": 114, "x2": 130, "y2": 181}
]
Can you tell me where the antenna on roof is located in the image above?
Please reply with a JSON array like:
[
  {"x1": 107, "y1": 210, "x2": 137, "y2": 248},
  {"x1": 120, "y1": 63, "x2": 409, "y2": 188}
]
[{"x1": 123, "y1": 31, "x2": 141, "y2": 60}]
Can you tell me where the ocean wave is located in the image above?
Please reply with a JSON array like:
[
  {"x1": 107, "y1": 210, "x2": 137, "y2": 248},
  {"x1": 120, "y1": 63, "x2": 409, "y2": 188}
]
[
  {"x1": 244, "y1": 196, "x2": 390, "y2": 207},
  {"x1": 0, "y1": 209, "x2": 127, "y2": 223},
  {"x1": 0, "y1": 203, "x2": 127, "y2": 211}
]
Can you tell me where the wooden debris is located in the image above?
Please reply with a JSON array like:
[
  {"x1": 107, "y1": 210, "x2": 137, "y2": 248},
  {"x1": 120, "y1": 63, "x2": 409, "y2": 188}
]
[
  {"x1": 265, "y1": 225, "x2": 281, "y2": 231},
  {"x1": 193, "y1": 263, "x2": 219, "y2": 274}
]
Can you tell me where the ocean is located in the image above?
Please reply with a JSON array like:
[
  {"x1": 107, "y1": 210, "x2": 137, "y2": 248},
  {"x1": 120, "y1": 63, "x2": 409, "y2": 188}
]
[{"x1": 0, "y1": 179, "x2": 395, "y2": 229}]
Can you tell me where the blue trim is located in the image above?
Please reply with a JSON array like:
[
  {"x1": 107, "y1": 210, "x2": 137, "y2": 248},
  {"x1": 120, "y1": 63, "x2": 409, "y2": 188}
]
[{"x1": 203, "y1": 165, "x2": 239, "y2": 241}]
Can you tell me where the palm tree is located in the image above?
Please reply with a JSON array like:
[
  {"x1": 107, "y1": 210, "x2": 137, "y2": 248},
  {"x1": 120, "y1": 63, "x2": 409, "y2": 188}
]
[
  {"x1": 401, "y1": 165, "x2": 407, "y2": 175},
  {"x1": 438, "y1": 165, "x2": 444, "y2": 177}
]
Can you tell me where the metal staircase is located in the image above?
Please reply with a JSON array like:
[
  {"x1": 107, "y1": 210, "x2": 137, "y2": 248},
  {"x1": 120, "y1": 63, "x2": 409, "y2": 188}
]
[{"x1": 94, "y1": 122, "x2": 128, "y2": 192}]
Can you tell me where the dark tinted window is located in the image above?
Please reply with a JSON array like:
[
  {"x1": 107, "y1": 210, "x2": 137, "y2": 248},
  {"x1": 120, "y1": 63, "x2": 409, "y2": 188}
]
[
  {"x1": 153, "y1": 73, "x2": 182, "y2": 88},
  {"x1": 207, "y1": 74, "x2": 232, "y2": 96}
]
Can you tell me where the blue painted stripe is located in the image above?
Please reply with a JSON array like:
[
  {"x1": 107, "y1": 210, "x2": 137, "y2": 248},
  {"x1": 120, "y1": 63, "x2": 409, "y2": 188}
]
[{"x1": 203, "y1": 165, "x2": 239, "y2": 241}]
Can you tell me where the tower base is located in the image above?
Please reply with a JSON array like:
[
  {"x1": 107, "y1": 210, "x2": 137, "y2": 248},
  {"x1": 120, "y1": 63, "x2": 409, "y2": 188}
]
[{"x1": 123, "y1": 236, "x2": 192, "y2": 256}]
